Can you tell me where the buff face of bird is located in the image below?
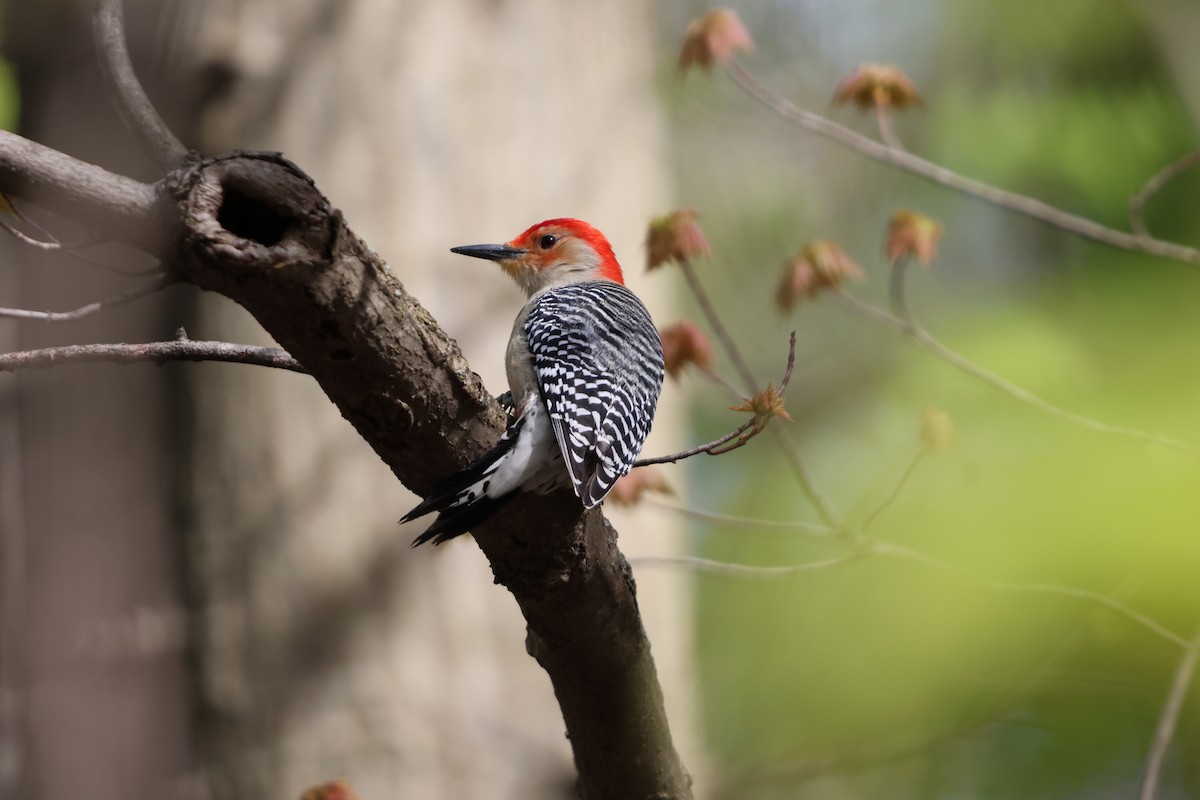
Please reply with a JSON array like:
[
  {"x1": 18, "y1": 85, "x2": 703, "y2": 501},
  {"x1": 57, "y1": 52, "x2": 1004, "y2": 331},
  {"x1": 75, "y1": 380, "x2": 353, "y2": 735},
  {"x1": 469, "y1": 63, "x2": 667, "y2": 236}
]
[{"x1": 450, "y1": 219, "x2": 625, "y2": 298}]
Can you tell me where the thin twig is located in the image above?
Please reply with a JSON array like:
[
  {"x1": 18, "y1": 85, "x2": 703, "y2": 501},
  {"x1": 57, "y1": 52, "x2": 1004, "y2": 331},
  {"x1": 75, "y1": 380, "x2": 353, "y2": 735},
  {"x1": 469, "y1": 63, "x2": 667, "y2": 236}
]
[
  {"x1": 0, "y1": 275, "x2": 174, "y2": 321},
  {"x1": 770, "y1": 429, "x2": 844, "y2": 532},
  {"x1": 634, "y1": 418, "x2": 757, "y2": 466},
  {"x1": 1130, "y1": 149, "x2": 1200, "y2": 238},
  {"x1": 679, "y1": 257, "x2": 758, "y2": 393},
  {"x1": 722, "y1": 59, "x2": 1200, "y2": 266},
  {"x1": 0, "y1": 339, "x2": 306, "y2": 373},
  {"x1": 883, "y1": 260, "x2": 1199, "y2": 457},
  {"x1": 871, "y1": 541, "x2": 1190, "y2": 650},
  {"x1": 0, "y1": 210, "x2": 162, "y2": 276},
  {"x1": 630, "y1": 554, "x2": 858, "y2": 579},
  {"x1": 674, "y1": 253, "x2": 848, "y2": 529},
  {"x1": 92, "y1": 0, "x2": 190, "y2": 172},
  {"x1": 634, "y1": 332, "x2": 796, "y2": 467},
  {"x1": 698, "y1": 363, "x2": 745, "y2": 401},
  {"x1": 861, "y1": 451, "x2": 924, "y2": 534},
  {"x1": 1137, "y1": 627, "x2": 1200, "y2": 800},
  {"x1": 0, "y1": 216, "x2": 60, "y2": 250},
  {"x1": 59, "y1": 248, "x2": 165, "y2": 277},
  {"x1": 642, "y1": 496, "x2": 838, "y2": 538}
]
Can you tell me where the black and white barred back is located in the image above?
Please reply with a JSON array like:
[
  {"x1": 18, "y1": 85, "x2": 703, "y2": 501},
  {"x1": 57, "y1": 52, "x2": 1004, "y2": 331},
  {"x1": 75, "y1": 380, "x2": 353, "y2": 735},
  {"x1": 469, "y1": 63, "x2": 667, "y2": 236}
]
[
  {"x1": 403, "y1": 281, "x2": 663, "y2": 545},
  {"x1": 525, "y1": 281, "x2": 665, "y2": 507}
]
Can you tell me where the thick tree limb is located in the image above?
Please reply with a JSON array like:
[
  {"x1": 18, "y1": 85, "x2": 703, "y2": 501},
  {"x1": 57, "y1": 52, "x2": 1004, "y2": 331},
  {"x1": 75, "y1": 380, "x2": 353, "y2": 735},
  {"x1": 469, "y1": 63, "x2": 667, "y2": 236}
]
[
  {"x1": 0, "y1": 140, "x2": 690, "y2": 799},
  {"x1": 161, "y1": 150, "x2": 690, "y2": 798}
]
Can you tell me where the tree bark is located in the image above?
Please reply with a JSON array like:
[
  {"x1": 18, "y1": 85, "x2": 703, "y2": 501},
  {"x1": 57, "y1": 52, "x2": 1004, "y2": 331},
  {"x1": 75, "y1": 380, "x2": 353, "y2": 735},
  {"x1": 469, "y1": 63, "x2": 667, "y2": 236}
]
[{"x1": 169, "y1": 150, "x2": 692, "y2": 798}]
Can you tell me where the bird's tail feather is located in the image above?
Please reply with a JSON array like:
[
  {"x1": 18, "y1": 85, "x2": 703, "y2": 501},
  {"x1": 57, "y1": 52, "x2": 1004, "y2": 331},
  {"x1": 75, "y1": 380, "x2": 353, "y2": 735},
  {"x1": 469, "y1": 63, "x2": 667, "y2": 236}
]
[{"x1": 401, "y1": 417, "x2": 525, "y2": 546}]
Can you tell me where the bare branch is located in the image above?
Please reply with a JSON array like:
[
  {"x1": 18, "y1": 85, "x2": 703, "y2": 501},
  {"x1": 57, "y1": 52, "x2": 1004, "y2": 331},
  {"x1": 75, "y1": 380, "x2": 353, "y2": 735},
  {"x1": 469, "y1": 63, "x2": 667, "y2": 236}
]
[
  {"x1": 57, "y1": 248, "x2": 165, "y2": 277},
  {"x1": 634, "y1": 331, "x2": 796, "y2": 467},
  {"x1": 0, "y1": 275, "x2": 174, "y2": 321},
  {"x1": 0, "y1": 339, "x2": 306, "y2": 374},
  {"x1": 0, "y1": 130, "x2": 163, "y2": 251},
  {"x1": 0, "y1": 216, "x2": 60, "y2": 250},
  {"x1": 832, "y1": 277, "x2": 1200, "y2": 458},
  {"x1": 0, "y1": 205, "x2": 160, "y2": 276},
  {"x1": 860, "y1": 451, "x2": 924, "y2": 534},
  {"x1": 679, "y1": 257, "x2": 757, "y2": 393},
  {"x1": 871, "y1": 541, "x2": 1190, "y2": 649},
  {"x1": 770, "y1": 429, "x2": 845, "y2": 532},
  {"x1": 1130, "y1": 149, "x2": 1200, "y2": 238},
  {"x1": 672, "y1": 250, "x2": 847, "y2": 530},
  {"x1": 642, "y1": 497, "x2": 838, "y2": 538},
  {"x1": 723, "y1": 59, "x2": 1200, "y2": 266},
  {"x1": 92, "y1": 0, "x2": 190, "y2": 171},
  {"x1": 1138, "y1": 628, "x2": 1200, "y2": 800},
  {"x1": 630, "y1": 554, "x2": 859, "y2": 578},
  {"x1": 160, "y1": 152, "x2": 690, "y2": 797}
]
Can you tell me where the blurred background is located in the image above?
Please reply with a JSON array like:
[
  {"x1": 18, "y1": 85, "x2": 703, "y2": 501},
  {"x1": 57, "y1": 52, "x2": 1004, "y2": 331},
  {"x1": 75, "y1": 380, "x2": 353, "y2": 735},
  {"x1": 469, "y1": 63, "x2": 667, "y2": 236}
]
[{"x1": 1, "y1": 1, "x2": 1199, "y2": 799}]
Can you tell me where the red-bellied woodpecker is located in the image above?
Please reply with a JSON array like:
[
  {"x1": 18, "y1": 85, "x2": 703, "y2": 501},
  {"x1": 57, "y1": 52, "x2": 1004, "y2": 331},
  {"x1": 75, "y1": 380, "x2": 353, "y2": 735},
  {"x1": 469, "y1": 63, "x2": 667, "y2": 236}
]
[{"x1": 402, "y1": 218, "x2": 665, "y2": 546}]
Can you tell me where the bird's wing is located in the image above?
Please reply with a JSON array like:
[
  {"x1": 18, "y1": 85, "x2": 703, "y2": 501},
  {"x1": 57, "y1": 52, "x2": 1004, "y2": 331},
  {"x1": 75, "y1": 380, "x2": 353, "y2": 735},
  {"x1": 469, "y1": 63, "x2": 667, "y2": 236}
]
[{"x1": 524, "y1": 283, "x2": 665, "y2": 507}]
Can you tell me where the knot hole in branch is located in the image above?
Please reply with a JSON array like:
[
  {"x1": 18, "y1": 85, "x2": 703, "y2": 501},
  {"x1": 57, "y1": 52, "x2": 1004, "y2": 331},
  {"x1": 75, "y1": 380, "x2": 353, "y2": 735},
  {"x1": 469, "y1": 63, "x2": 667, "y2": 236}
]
[{"x1": 217, "y1": 179, "x2": 291, "y2": 247}]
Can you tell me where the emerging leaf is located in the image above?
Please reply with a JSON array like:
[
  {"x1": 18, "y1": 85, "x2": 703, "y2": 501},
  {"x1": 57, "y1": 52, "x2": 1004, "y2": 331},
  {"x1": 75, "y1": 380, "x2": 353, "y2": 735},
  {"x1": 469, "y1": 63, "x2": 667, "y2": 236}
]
[
  {"x1": 776, "y1": 239, "x2": 864, "y2": 310},
  {"x1": 832, "y1": 63, "x2": 923, "y2": 110},
  {"x1": 678, "y1": 9, "x2": 754, "y2": 73},
  {"x1": 299, "y1": 779, "x2": 359, "y2": 800},
  {"x1": 920, "y1": 405, "x2": 956, "y2": 454},
  {"x1": 660, "y1": 319, "x2": 714, "y2": 379},
  {"x1": 609, "y1": 467, "x2": 674, "y2": 507},
  {"x1": 731, "y1": 384, "x2": 792, "y2": 431},
  {"x1": 886, "y1": 209, "x2": 944, "y2": 266},
  {"x1": 646, "y1": 209, "x2": 711, "y2": 270}
]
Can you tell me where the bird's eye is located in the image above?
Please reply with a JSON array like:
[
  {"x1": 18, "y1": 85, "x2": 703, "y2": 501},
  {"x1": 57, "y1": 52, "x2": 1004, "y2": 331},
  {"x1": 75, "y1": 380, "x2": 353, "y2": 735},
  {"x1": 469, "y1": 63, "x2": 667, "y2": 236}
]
[{"x1": 538, "y1": 234, "x2": 558, "y2": 249}]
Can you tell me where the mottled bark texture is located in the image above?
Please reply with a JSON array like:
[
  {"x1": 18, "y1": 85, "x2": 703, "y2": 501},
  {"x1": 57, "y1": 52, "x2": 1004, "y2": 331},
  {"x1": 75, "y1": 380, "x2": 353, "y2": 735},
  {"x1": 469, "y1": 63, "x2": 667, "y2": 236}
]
[{"x1": 161, "y1": 148, "x2": 687, "y2": 798}]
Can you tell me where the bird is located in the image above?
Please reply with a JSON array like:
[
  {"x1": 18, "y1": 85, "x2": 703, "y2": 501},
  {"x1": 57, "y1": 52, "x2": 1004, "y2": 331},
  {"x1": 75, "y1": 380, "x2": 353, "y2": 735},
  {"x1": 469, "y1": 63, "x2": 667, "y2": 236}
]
[{"x1": 402, "y1": 218, "x2": 665, "y2": 546}]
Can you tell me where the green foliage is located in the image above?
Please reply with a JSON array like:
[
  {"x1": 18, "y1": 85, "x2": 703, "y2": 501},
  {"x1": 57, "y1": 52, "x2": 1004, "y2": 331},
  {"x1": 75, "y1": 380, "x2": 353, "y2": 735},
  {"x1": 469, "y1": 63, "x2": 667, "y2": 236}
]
[
  {"x1": 661, "y1": 0, "x2": 1200, "y2": 797},
  {"x1": 0, "y1": 58, "x2": 18, "y2": 132},
  {"x1": 698, "y1": 269, "x2": 1200, "y2": 798}
]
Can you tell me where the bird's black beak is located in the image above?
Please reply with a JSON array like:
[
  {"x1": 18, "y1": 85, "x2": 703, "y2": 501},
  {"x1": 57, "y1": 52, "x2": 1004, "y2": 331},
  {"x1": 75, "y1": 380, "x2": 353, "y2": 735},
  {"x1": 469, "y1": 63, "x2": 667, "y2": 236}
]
[{"x1": 450, "y1": 243, "x2": 527, "y2": 261}]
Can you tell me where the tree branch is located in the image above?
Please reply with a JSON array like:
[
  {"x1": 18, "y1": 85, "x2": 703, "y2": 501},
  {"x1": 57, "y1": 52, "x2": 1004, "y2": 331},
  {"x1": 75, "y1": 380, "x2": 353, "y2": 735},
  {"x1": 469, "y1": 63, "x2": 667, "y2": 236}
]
[
  {"x1": 832, "y1": 277, "x2": 1199, "y2": 457},
  {"x1": 631, "y1": 554, "x2": 859, "y2": 578},
  {"x1": 870, "y1": 541, "x2": 1190, "y2": 650},
  {"x1": 0, "y1": 339, "x2": 306, "y2": 374},
  {"x1": 164, "y1": 150, "x2": 689, "y2": 798},
  {"x1": 860, "y1": 451, "x2": 923, "y2": 534},
  {"x1": 92, "y1": 0, "x2": 190, "y2": 172},
  {"x1": 642, "y1": 497, "x2": 837, "y2": 537},
  {"x1": 1130, "y1": 149, "x2": 1200, "y2": 238},
  {"x1": 1138, "y1": 627, "x2": 1200, "y2": 800},
  {"x1": 723, "y1": 59, "x2": 1200, "y2": 266},
  {"x1": 0, "y1": 130, "x2": 165, "y2": 251},
  {"x1": 634, "y1": 331, "x2": 796, "y2": 467},
  {"x1": 677, "y1": 257, "x2": 757, "y2": 392},
  {"x1": 0, "y1": 275, "x2": 174, "y2": 321},
  {"x1": 0, "y1": 97, "x2": 690, "y2": 800}
]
